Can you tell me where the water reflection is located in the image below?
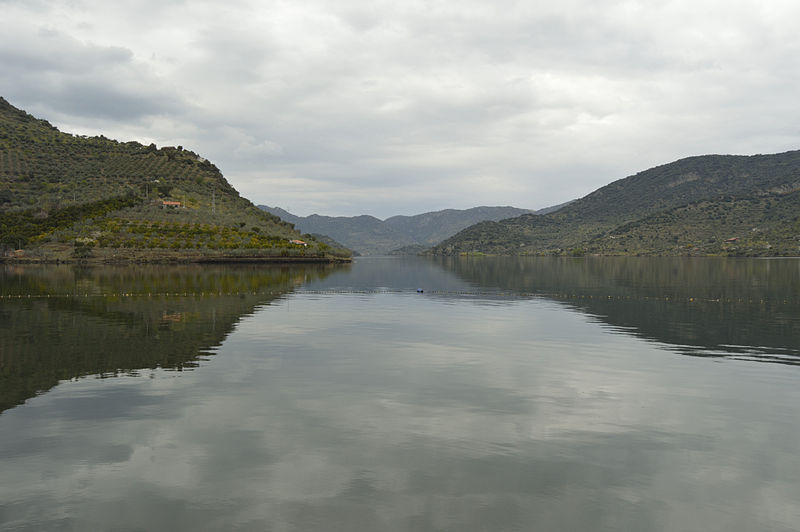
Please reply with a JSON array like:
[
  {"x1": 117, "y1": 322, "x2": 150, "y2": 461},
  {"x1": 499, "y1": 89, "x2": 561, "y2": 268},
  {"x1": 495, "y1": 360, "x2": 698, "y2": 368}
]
[
  {"x1": 0, "y1": 264, "x2": 343, "y2": 413},
  {"x1": 3, "y1": 256, "x2": 799, "y2": 418},
  {"x1": 430, "y1": 256, "x2": 800, "y2": 365},
  {"x1": 2, "y1": 259, "x2": 800, "y2": 531}
]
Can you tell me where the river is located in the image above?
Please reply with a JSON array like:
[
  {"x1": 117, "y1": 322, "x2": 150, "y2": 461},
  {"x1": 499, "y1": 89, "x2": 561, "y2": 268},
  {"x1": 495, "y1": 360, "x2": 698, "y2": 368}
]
[{"x1": 1, "y1": 257, "x2": 799, "y2": 531}]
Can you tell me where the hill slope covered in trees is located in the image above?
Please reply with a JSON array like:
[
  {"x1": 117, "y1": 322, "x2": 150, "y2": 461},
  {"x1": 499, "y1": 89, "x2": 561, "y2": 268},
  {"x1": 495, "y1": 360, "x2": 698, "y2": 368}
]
[
  {"x1": 430, "y1": 151, "x2": 800, "y2": 256},
  {"x1": 0, "y1": 97, "x2": 349, "y2": 262}
]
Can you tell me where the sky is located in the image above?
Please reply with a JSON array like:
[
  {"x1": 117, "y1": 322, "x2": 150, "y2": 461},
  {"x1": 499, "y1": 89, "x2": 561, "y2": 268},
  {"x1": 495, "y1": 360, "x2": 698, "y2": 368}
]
[{"x1": 2, "y1": 0, "x2": 800, "y2": 218}]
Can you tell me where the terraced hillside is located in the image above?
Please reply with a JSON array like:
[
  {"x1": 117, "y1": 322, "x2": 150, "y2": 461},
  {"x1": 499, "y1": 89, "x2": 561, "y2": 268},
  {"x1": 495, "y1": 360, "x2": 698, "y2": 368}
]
[{"x1": 0, "y1": 97, "x2": 349, "y2": 261}]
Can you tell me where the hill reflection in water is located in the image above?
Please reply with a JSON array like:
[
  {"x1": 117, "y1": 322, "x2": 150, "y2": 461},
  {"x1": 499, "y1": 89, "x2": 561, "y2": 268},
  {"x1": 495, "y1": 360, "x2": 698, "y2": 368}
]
[
  {"x1": 2, "y1": 257, "x2": 800, "y2": 531},
  {"x1": 3, "y1": 256, "x2": 798, "y2": 416},
  {"x1": 429, "y1": 256, "x2": 800, "y2": 366},
  {"x1": 0, "y1": 263, "x2": 345, "y2": 413}
]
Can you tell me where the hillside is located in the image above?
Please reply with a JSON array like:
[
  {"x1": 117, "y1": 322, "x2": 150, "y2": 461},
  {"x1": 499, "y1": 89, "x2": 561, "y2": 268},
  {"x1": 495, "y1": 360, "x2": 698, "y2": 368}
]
[
  {"x1": 0, "y1": 97, "x2": 349, "y2": 262},
  {"x1": 589, "y1": 191, "x2": 800, "y2": 256},
  {"x1": 431, "y1": 150, "x2": 800, "y2": 256},
  {"x1": 259, "y1": 205, "x2": 534, "y2": 255}
]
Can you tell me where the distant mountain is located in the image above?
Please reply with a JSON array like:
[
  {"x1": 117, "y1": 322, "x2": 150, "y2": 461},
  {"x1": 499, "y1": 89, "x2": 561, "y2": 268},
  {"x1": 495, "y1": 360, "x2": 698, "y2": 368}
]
[
  {"x1": 0, "y1": 97, "x2": 349, "y2": 262},
  {"x1": 430, "y1": 150, "x2": 800, "y2": 256},
  {"x1": 259, "y1": 205, "x2": 536, "y2": 255},
  {"x1": 384, "y1": 206, "x2": 536, "y2": 246}
]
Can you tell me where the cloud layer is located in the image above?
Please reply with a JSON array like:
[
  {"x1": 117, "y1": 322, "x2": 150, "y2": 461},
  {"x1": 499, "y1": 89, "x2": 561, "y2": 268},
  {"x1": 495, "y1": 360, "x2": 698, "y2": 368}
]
[{"x1": 2, "y1": 0, "x2": 800, "y2": 217}]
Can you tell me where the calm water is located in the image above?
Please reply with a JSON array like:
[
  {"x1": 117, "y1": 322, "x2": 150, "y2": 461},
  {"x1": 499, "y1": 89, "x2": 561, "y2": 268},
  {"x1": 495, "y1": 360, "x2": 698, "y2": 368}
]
[{"x1": 1, "y1": 257, "x2": 800, "y2": 531}]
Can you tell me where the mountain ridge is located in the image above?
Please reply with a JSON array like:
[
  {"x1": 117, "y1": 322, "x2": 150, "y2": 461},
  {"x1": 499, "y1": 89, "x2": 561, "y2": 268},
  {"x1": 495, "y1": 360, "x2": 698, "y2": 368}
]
[
  {"x1": 259, "y1": 205, "x2": 539, "y2": 255},
  {"x1": 430, "y1": 150, "x2": 800, "y2": 256}
]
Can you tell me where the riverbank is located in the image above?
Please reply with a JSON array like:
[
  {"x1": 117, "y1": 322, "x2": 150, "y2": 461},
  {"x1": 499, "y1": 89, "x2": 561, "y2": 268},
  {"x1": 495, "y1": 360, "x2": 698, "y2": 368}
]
[{"x1": 1, "y1": 243, "x2": 352, "y2": 265}]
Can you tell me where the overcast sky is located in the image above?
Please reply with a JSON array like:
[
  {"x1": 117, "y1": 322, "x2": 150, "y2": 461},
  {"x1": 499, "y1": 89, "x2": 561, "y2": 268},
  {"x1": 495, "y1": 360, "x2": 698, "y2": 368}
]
[{"x1": 2, "y1": 0, "x2": 799, "y2": 218}]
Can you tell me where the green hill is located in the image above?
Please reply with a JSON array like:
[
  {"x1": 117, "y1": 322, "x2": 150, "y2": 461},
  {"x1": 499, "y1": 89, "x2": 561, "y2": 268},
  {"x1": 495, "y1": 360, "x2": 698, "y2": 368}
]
[
  {"x1": 430, "y1": 151, "x2": 800, "y2": 256},
  {"x1": 589, "y1": 192, "x2": 800, "y2": 256},
  {"x1": 0, "y1": 97, "x2": 350, "y2": 262}
]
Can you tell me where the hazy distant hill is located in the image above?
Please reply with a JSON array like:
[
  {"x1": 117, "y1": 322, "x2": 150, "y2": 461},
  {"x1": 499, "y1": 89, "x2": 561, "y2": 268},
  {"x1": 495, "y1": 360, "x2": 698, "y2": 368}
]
[
  {"x1": 431, "y1": 151, "x2": 800, "y2": 256},
  {"x1": 384, "y1": 206, "x2": 536, "y2": 245},
  {"x1": 259, "y1": 205, "x2": 535, "y2": 255},
  {"x1": 0, "y1": 97, "x2": 349, "y2": 261}
]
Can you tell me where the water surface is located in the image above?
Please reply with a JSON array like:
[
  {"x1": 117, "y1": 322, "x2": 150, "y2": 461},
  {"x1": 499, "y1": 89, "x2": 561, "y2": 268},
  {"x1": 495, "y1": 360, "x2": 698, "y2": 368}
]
[{"x1": 1, "y1": 257, "x2": 799, "y2": 531}]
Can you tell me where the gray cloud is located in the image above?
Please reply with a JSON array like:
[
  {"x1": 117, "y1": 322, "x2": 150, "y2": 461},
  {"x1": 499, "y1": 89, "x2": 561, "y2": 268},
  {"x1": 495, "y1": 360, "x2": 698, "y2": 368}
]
[
  {"x1": 2, "y1": 0, "x2": 800, "y2": 217},
  {"x1": 0, "y1": 22, "x2": 191, "y2": 125}
]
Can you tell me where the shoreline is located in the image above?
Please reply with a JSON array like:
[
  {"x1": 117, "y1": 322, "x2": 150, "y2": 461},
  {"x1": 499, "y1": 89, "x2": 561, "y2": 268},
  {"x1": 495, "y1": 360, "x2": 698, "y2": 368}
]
[{"x1": 1, "y1": 251, "x2": 352, "y2": 265}]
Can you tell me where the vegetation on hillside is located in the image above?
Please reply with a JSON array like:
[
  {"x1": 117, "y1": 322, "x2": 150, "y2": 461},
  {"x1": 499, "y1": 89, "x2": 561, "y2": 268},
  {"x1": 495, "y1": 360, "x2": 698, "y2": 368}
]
[
  {"x1": 588, "y1": 191, "x2": 800, "y2": 256},
  {"x1": 431, "y1": 150, "x2": 800, "y2": 256},
  {"x1": 0, "y1": 97, "x2": 350, "y2": 261}
]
